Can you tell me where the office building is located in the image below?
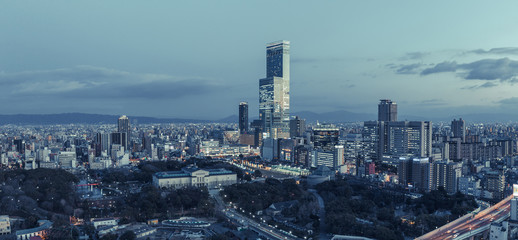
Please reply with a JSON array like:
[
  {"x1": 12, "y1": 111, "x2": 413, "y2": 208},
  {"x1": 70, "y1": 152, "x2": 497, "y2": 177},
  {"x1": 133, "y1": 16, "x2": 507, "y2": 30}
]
[
  {"x1": 313, "y1": 145, "x2": 344, "y2": 170},
  {"x1": 378, "y1": 99, "x2": 397, "y2": 122},
  {"x1": 111, "y1": 132, "x2": 127, "y2": 152},
  {"x1": 386, "y1": 121, "x2": 432, "y2": 157},
  {"x1": 344, "y1": 134, "x2": 364, "y2": 160},
  {"x1": 118, "y1": 115, "x2": 130, "y2": 150},
  {"x1": 312, "y1": 123, "x2": 340, "y2": 152},
  {"x1": 96, "y1": 132, "x2": 111, "y2": 156},
  {"x1": 294, "y1": 145, "x2": 312, "y2": 167},
  {"x1": 365, "y1": 120, "x2": 432, "y2": 160},
  {"x1": 289, "y1": 116, "x2": 306, "y2": 138},
  {"x1": 259, "y1": 40, "x2": 290, "y2": 139},
  {"x1": 239, "y1": 102, "x2": 249, "y2": 134},
  {"x1": 451, "y1": 118, "x2": 466, "y2": 142},
  {"x1": 13, "y1": 139, "x2": 24, "y2": 154},
  {"x1": 362, "y1": 121, "x2": 382, "y2": 160}
]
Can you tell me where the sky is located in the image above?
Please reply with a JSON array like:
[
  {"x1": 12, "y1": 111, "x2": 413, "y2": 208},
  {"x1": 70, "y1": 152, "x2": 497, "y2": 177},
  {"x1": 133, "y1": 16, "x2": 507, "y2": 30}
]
[{"x1": 2, "y1": 1, "x2": 518, "y2": 120}]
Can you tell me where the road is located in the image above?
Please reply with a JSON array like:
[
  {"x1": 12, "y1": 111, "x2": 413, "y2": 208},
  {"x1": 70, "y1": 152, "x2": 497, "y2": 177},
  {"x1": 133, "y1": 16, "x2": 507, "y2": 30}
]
[
  {"x1": 211, "y1": 189, "x2": 302, "y2": 240},
  {"x1": 417, "y1": 195, "x2": 513, "y2": 240}
]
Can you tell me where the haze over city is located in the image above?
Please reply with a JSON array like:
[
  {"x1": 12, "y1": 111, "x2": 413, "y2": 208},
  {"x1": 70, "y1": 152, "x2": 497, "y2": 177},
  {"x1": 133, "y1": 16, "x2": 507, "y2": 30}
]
[{"x1": 2, "y1": 1, "x2": 518, "y2": 120}]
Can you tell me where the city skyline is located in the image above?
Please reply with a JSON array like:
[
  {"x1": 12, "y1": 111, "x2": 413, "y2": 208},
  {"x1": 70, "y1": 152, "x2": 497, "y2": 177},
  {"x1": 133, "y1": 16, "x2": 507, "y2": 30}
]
[{"x1": 2, "y1": 1, "x2": 518, "y2": 120}]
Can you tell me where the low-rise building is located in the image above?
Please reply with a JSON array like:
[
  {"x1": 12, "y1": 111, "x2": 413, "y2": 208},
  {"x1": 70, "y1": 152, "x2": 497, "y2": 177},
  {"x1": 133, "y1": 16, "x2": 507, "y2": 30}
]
[
  {"x1": 16, "y1": 220, "x2": 52, "y2": 240},
  {"x1": 153, "y1": 166, "x2": 237, "y2": 189},
  {"x1": 0, "y1": 215, "x2": 10, "y2": 235},
  {"x1": 92, "y1": 218, "x2": 118, "y2": 229}
]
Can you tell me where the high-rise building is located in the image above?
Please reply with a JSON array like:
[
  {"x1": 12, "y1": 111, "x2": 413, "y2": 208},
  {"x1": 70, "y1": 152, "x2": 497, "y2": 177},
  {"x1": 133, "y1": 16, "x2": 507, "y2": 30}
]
[
  {"x1": 312, "y1": 123, "x2": 340, "y2": 152},
  {"x1": 289, "y1": 116, "x2": 306, "y2": 138},
  {"x1": 451, "y1": 118, "x2": 466, "y2": 142},
  {"x1": 386, "y1": 121, "x2": 432, "y2": 157},
  {"x1": 239, "y1": 102, "x2": 249, "y2": 134},
  {"x1": 378, "y1": 99, "x2": 397, "y2": 122},
  {"x1": 13, "y1": 139, "x2": 24, "y2": 154},
  {"x1": 362, "y1": 121, "x2": 383, "y2": 160},
  {"x1": 259, "y1": 40, "x2": 290, "y2": 139},
  {"x1": 96, "y1": 132, "x2": 111, "y2": 156},
  {"x1": 118, "y1": 115, "x2": 130, "y2": 150},
  {"x1": 431, "y1": 161, "x2": 462, "y2": 194},
  {"x1": 111, "y1": 132, "x2": 127, "y2": 151},
  {"x1": 486, "y1": 171, "x2": 505, "y2": 200}
]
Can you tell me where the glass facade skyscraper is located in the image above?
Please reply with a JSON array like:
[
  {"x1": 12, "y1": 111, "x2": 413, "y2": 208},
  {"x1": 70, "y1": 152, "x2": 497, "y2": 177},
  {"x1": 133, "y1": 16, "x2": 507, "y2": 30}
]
[
  {"x1": 378, "y1": 99, "x2": 397, "y2": 122},
  {"x1": 259, "y1": 40, "x2": 290, "y2": 139},
  {"x1": 238, "y1": 102, "x2": 249, "y2": 134},
  {"x1": 118, "y1": 115, "x2": 130, "y2": 150}
]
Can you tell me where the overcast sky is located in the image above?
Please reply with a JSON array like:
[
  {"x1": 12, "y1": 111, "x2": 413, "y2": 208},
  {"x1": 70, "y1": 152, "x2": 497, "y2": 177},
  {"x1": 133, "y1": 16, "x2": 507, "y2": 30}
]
[{"x1": 2, "y1": 1, "x2": 518, "y2": 120}]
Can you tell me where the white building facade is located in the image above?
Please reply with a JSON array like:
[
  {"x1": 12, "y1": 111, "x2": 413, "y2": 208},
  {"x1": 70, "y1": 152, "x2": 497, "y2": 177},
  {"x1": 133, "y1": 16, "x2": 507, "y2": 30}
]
[{"x1": 153, "y1": 167, "x2": 237, "y2": 189}]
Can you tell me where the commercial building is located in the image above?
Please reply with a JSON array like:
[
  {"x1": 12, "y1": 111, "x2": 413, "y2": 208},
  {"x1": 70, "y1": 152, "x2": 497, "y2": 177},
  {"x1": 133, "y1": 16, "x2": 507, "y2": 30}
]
[
  {"x1": 153, "y1": 166, "x2": 237, "y2": 189},
  {"x1": 312, "y1": 123, "x2": 340, "y2": 152},
  {"x1": 313, "y1": 145, "x2": 344, "y2": 170},
  {"x1": 378, "y1": 99, "x2": 397, "y2": 122},
  {"x1": 289, "y1": 116, "x2": 306, "y2": 138},
  {"x1": 118, "y1": 115, "x2": 131, "y2": 150},
  {"x1": 239, "y1": 102, "x2": 249, "y2": 134},
  {"x1": 259, "y1": 40, "x2": 290, "y2": 139},
  {"x1": 363, "y1": 120, "x2": 432, "y2": 160},
  {"x1": 386, "y1": 121, "x2": 432, "y2": 157}
]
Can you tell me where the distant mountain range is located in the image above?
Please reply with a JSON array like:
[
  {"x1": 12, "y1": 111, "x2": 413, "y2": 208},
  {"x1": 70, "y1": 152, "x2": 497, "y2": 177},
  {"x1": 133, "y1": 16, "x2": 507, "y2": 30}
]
[
  {"x1": 0, "y1": 113, "x2": 212, "y2": 125},
  {"x1": 0, "y1": 111, "x2": 516, "y2": 125}
]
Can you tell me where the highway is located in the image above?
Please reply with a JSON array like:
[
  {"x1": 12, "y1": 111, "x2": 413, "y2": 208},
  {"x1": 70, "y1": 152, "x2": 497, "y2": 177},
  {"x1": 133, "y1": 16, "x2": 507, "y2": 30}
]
[
  {"x1": 211, "y1": 189, "x2": 302, "y2": 240},
  {"x1": 417, "y1": 195, "x2": 513, "y2": 240}
]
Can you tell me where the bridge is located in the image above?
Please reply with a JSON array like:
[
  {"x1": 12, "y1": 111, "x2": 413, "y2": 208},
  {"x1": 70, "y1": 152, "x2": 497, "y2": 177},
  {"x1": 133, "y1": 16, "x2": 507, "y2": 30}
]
[{"x1": 417, "y1": 195, "x2": 513, "y2": 240}]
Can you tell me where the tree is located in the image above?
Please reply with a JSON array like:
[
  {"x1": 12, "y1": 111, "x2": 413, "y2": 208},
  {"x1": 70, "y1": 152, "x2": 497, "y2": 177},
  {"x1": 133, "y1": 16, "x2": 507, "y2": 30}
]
[
  {"x1": 100, "y1": 233, "x2": 118, "y2": 240},
  {"x1": 120, "y1": 231, "x2": 136, "y2": 240},
  {"x1": 253, "y1": 170, "x2": 262, "y2": 178},
  {"x1": 244, "y1": 174, "x2": 252, "y2": 181}
]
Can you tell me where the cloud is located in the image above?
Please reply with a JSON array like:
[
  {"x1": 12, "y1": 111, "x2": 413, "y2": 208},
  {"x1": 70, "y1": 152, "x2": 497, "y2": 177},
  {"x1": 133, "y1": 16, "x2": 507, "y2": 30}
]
[
  {"x1": 419, "y1": 99, "x2": 446, "y2": 105},
  {"x1": 399, "y1": 52, "x2": 429, "y2": 60},
  {"x1": 340, "y1": 84, "x2": 356, "y2": 88},
  {"x1": 396, "y1": 63, "x2": 422, "y2": 74},
  {"x1": 462, "y1": 58, "x2": 518, "y2": 80},
  {"x1": 420, "y1": 58, "x2": 518, "y2": 82},
  {"x1": 291, "y1": 57, "x2": 347, "y2": 63},
  {"x1": 498, "y1": 97, "x2": 518, "y2": 105},
  {"x1": 469, "y1": 47, "x2": 518, "y2": 55},
  {"x1": 421, "y1": 61, "x2": 458, "y2": 75},
  {"x1": 0, "y1": 66, "x2": 222, "y2": 99},
  {"x1": 461, "y1": 82, "x2": 498, "y2": 90}
]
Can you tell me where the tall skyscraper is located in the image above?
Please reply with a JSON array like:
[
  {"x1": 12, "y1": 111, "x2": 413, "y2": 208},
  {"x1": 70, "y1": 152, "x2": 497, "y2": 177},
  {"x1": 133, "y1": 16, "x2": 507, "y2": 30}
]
[
  {"x1": 378, "y1": 99, "x2": 397, "y2": 122},
  {"x1": 238, "y1": 102, "x2": 249, "y2": 134},
  {"x1": 259, "y1": 40, "x2": 290, "y2": 139},
  {"x1": 451, "y1": 118, "x2": 466, "y2": 142},
  {"x1": 118, "y1": 115, "x2": 130, "y2": 150}
]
